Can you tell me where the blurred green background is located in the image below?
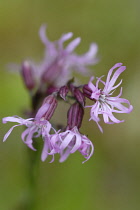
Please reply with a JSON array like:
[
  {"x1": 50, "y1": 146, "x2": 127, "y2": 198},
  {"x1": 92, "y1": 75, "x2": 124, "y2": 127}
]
[{"x1": 0, "y1": 0, "x2": 140, "y2": 209}]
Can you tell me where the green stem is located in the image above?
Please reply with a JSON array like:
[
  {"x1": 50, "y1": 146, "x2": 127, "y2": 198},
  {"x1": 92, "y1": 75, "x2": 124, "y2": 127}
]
[
  {"x1": 13, "y1": 140, "x2": 41, "y2": 210},
  {"x1": 25, "y1": 140, "x2": 41, "y2": 210}
]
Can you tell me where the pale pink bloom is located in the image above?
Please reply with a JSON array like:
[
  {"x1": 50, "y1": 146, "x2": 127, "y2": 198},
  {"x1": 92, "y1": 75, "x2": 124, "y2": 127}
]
[
  {"x1": 2, "y1": 97, "x2": 56, "y2": 151},
  {"x1": 2, "y1": 116, "x2": 52, "y2": 150},
  {"x1": 86, "y1": 63, "x2": 133, "y2": 132},
  {"x1": 45, "y1": 127, "x2": 94, "y2": 163},
  {"x1": 39, "y1": 24, "x2": 98, "y2": 86},
  {"x1": 8, "y1": 24, "x2": 98, "y2": 88}
]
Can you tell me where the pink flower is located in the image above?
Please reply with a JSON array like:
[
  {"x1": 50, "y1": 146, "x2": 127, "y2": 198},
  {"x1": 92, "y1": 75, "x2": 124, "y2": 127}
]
[
  {"x1": 2, "y1": 96, "x2": 57, "y2": 150},
  {"x1": 2, "y1": 116, "x2": 53, "y2": 150},
  {"x1": 44, "y1": 127, "x2": 94, "y2": 163},
  {"x1": 85, "y1": 63, "x2": 133, "y2": 132},
  {"x1": 39, "y1": 24, "x2": 98, "y2": 86},
  {"x1": 9, "y1": 24, "x2": 98, "y2": 89}
]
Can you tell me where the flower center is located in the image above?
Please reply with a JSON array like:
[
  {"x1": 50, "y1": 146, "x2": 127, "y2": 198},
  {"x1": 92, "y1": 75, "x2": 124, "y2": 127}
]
[{"x1": 99, "y1": 94, "x2": 106, "y2": 103}]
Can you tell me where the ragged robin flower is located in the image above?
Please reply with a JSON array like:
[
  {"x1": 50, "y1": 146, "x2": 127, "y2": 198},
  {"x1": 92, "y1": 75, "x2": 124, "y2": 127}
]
[
  {"x1": 83, "y1": 63, "x2": 133, "y2": 132},
  {"x1": 2, "y1": 95, "x2": 57, "y2": 150},
  {"x1": 34, "y1": 24, "x2": 98, "y2": 86},
  {"x1": 42, "y1": 102, "x2": 94, "y2": 163}
]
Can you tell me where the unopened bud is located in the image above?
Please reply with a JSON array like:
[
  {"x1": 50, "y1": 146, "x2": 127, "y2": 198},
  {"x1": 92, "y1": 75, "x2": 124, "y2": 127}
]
[
  {"x1": 70, "y1": 85, "x2": 85, "y2": 106},
  {"x1": 74, "y1": 88, "x2": 85, "y2": 106},
  {"x1": 59, "y1": 86, "x2": 69, "y2": 100},
  {"x1": 35, "y1": 95, "x2": 57, "y2": 121},
  {"x1": 46, "y1": 85, "x2": 59, "y2": 95},
  {"x1": 67, "y1": 102, "x2": 84, "y2": 129},
  {"x1": 83, "y1": 84, "x2": 92, "y2": 99},
  {"x1": 21, "y1": 61, "x2": 35, "y2": 90}
]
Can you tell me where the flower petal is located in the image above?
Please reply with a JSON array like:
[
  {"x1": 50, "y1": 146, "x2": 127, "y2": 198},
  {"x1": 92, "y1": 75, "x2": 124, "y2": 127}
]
[
  {"x1": 58, "y1": 32, "x2": 73, "y2": 49},
  {"x1": 39, "y1": 24, "x2": 57, "y2": 57},
  {"x1": 104, "y1": 64, "x2": 126, "y2": 94},
  {"x1": 2, "y1": 116, "x2": 24, "y2": 124},
  {"x1": 70, "y1": 133, "x2": 82, "y2": 153},
  {"x1": 59, "y1": 147, "x2": 71, "y2": 162},
  {"x1": 59, "y1": 131, "x2": 74, "y2": 150},
  {"x1": 66, "y1": 37, "x2": 81, "y2": 53},
  {"x1": 3, "y1": 125, "x2": 20, "y2": 142},
  {"x1": 105, "y1": 63, "x2": 123, "y2": 86},
  {"x1": 41, "y1": 138, "x2": 49, "y2": 161},
  {"x1": 84, "y1": 43, "x2": 98, "y2": 60}
]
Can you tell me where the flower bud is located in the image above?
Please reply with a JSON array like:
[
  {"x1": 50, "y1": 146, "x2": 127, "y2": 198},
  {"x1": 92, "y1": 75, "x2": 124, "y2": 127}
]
[
  {"x1": 35, "y1": 95, "x2": 57, "y2": 121},
  {"x1": 46, "y1": 85, "x2": 59, "y2": 95},
  {"x1": 74, "y1": 88, "x2": 85, "y2": 106},
  {"x1": 59, "y1": 86, "x2": 69, "y2": 100},
  {"x1": 83, "y1": 84, "x2": 92, "y2": 99},
  {"x1": 70, "y1": 85, "x2": 85, "y2": 106},
  {"x1": 67, "y1": 102, "x2": 84, "y2": 129},
  {"x1": 21, "y1": 61, "x2": 35, "y2": 90}
]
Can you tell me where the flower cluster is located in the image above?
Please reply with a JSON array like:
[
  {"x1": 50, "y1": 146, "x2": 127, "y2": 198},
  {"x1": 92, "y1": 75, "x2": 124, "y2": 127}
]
[{"x1": 2, "y1": 25, "x2": 133, "y2": 163}]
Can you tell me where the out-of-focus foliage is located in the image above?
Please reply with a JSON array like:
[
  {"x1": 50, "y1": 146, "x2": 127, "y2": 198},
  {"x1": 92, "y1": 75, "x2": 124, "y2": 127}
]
[{"x1": 0, "y1": 0, "x2": 140, "y2": 209}]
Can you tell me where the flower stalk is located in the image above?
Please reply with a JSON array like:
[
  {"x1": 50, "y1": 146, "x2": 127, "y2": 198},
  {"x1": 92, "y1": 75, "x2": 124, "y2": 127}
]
[{"x1": 2, "y1": 23, "x2": 133, "y2": 209}]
